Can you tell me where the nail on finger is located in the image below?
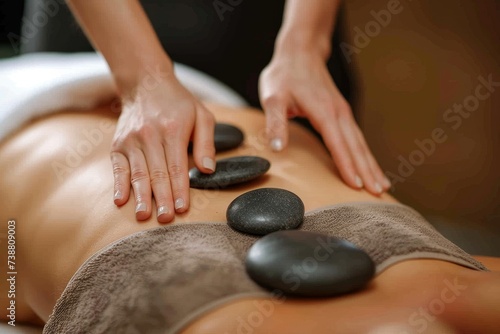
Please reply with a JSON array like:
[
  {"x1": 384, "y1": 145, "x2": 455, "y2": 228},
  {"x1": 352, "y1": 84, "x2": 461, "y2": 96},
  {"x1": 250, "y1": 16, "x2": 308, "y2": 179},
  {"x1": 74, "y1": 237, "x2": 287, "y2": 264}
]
[
  {"x1": 202, "y1": 157, "x2": 215, "y2": 172},
  {"x1": 135, "y1": 202, "x2": 147, "y2": 213},
  {"x1": 157, "y1": 206, "x2": 169, "y2": 218},
  {"x1": 383, "y1": 177, "x2": 391, "y2": 188},
  {"x1": 175, "y1": 198, "x2": 185, "y2": 211},
  {"x1": 271, "y1": 138, "x2": 283, "y2": 152},
  {"x1": 355, "y1": 176, "x2": 364, "y2": 189}
]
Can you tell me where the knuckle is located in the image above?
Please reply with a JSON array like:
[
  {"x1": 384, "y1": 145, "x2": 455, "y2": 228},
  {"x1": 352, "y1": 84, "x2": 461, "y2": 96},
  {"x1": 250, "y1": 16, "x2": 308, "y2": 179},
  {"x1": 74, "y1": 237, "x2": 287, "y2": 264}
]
[
  {"x1": 149, "y1": 168, "x2": 169, "y2": 183},
  {"x1": 111, "y1": 137, "x2": 127, "y2": 151},
  {"x1": 203, "y1": 111, "x2": 216, "y2": 126},
  {"x1": 259, "y1": 65, "x2": 272, "y2": 79},
  {"x1": 317, "y1": 100, "x2": 335, "y2": 114},
  {"x1": 338, "y1": 106, "x2": 352, "y2": 119},
  {"x1": 168, "y1": 164, "x2": 185, "y2": 179},
  {"x1": 137, "y1": 124, "x2": 155, "y2": 141},
  {"x1": 262, "y1": 94, "x2": 285, "y2": 108},
  {"x1": 258, "y1": 67, "x2": 274, "y2": 86},
  {"x1": 112, "y1": 164, "x2": 129, "y2": 177},
  {"x1": 341, "y1": 102, "x2": 353, "y2": 114},
  {"x1": 130, "y1": 169, "x2": 149, "y2": 183},
  {"x1": 161, "y1": 119, "x2": 182, "y2": 136},
  {"x1": 113, "y1": 131, "x2": 141, "y2": 149}
]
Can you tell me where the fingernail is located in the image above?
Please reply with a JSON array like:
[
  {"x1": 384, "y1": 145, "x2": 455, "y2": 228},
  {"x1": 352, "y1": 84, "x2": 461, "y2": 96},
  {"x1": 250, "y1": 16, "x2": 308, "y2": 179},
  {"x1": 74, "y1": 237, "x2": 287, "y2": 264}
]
[
  {"x1": 383, "y1": 177, "x2": 391, "y2": 188},
  {"x1": 157, "y1": 206, "x2": 169, "y2": 217},
  {"x1": 175, "y1": 198, "x2": 184, "y2": 211},
  {"x1": 355, "y1": 176, "x2": 364, "y2": 188},
  {"x1": 114, "y1": 190, "x2": 122, "y2": 201},
  {"x1": 270, "y1": 138, "x2": 283, "y2": 152},
  {"x1": 135, "y1": 202, "x2": 147, "y2": 213},
  {"x1": 202, "y1": 157, "x2": 215, "y2": 172},
  {"x1": 369, "y1": 324, "x2": 412, "y2": 334},
  {"x1": 375, "y1": 183, "x2": 383, "y2": 194}
]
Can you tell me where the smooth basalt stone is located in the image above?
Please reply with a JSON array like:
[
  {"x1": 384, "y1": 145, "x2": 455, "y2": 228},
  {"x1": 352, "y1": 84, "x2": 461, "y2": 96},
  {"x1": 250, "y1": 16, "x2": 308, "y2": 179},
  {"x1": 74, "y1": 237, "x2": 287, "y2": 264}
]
[
  {"x1": 213, "y1": 123, "x2": 245, "y2": 152},
  {"x1": 246, "y1": 230, "x2": 375, "y2": 297},
  {"x1": 188, "y1": 123, "x2": 244, "y2": 153},
  {"x1": 227, "y1": 188, "x2": 304, "y2": 235},
  {"x1": 189, "y1": 156, "x2": 270, "y2": 189}
]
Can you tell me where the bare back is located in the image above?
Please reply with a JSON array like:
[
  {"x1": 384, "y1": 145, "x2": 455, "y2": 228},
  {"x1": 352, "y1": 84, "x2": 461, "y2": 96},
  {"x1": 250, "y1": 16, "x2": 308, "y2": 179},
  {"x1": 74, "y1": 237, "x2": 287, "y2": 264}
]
[{"x1": 1, "y1": 105, "x2": 498, "y2": 333}]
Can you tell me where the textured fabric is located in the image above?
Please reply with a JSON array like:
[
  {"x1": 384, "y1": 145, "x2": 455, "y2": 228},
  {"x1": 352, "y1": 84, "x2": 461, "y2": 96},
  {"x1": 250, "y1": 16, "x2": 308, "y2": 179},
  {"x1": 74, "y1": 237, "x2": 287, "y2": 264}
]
[
  {"x1": 0, "y1": 53, "x2": 247, "y2": 143},
  {"x1": 43, "y1": 202, "x2": 486, "y2": 334},
  {"x1": 303, "y1": 202, "x2": 487, "y2": 273}
]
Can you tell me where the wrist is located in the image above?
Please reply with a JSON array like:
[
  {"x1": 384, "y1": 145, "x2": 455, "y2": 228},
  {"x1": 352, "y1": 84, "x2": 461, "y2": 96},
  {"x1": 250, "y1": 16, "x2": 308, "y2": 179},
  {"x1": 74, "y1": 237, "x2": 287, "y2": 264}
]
[
  {"x1": 274, "y1": 28, "x2": 332, "y2": 62},
  {"x1": 113, "y1": 52, "x2": 175, "y2": 97}
]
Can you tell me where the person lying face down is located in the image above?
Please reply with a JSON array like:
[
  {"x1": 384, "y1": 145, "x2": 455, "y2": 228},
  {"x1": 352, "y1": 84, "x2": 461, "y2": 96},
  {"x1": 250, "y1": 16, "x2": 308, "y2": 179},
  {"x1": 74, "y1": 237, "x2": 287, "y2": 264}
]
[{"x1": 0, "y1": 103, "x2": 499, "y2": 333}]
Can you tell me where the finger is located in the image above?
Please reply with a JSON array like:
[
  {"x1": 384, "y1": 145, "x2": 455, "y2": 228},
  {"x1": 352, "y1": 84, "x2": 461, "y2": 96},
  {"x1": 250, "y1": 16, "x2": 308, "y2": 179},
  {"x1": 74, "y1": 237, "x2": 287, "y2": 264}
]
[
  {"x1": 111, "y1": 151, "x2": 131, "y2": 206},
  {"x1": 128, "y1": 148, "x2": 153, "y2": 221},
  {"x1": 295, "y1": 94, "x2": 362, "y2": 190},
  {"x1": 317, "y1": 115, "x2": 362, "y2": 190},
  {"x1": 142, "y1": 138, "x2": 175, "y2": 223},
  {"x1": 353, "y1": 125, "x2": 391, "y2": 191},
  {"x1": 164, "y1": 132, "x2": 190, "y2": 214},
  {"x1": 192, "y1": 106, "x2": 216, "y2": 174},
  {"x1": 262, "y1": 95, "x2": 289, "y2": 152},
  {"x1": 338, "y1": 114, "x2": 382, "y2": 195}
]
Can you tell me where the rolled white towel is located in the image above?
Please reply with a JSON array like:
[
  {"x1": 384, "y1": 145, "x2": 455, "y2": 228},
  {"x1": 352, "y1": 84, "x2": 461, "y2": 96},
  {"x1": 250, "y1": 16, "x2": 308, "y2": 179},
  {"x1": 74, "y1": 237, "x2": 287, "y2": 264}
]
[{"x1": 0, "y1": 52, "x2": 248, "y2": 142}]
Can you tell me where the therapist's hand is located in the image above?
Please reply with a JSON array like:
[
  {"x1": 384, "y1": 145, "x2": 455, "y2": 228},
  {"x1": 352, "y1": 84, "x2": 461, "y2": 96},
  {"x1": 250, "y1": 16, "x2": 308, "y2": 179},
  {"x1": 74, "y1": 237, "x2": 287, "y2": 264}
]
[
  {"x1": 111, "y1": 75, "x2": 216, "y2": 223},
  {"x1": 259, "y1": 51, "x2": 391, "y2": 195}
]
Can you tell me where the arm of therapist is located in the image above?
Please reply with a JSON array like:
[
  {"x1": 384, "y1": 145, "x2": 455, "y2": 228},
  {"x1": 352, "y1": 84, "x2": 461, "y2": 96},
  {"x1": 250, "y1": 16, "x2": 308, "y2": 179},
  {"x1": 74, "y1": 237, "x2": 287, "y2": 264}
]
[
  {"x1": 260, "y1": 0, "x2": 391, "y2": 195},
  {"x1": 66, "y1": 0, "x2": 217, "y2": 223}
]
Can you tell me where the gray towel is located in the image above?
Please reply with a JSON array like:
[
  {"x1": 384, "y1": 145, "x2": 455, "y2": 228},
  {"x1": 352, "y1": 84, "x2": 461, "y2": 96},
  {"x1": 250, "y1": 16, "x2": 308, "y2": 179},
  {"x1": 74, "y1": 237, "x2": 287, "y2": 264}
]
[{"x1": 43, "y1": 202, "x2": 486, "y2": 334}]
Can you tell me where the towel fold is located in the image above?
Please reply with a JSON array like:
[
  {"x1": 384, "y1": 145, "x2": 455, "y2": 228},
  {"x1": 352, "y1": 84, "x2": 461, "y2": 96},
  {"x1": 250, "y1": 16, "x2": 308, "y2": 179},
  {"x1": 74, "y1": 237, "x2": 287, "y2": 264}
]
[{"x1": 43, "y1": 202, "x2": 486, "y2": 334}]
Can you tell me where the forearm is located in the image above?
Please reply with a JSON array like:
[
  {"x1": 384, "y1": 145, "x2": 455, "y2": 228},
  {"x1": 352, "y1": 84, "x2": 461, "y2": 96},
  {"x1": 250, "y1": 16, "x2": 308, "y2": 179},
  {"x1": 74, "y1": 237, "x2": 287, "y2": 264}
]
[
  {"x1": 66, "y1": 0, "x2": 173, "y2": 94},
  {"x1": 276, "y1": 0, "x2": 342, "y2": 60}
]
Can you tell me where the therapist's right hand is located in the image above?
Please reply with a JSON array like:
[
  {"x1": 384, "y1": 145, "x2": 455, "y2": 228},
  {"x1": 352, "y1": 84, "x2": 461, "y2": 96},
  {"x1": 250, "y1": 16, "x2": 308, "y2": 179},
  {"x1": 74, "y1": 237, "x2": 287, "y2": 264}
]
[{"x1": 110, "y1": 74, "x2": 216, "y2": 223}]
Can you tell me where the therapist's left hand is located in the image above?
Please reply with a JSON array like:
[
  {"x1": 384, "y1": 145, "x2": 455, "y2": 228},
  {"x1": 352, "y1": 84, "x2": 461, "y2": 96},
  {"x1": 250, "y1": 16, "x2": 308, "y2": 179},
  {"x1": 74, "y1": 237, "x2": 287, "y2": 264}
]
[{"x1": 259, "y1": 50, "x2": 391, "y2": 195}]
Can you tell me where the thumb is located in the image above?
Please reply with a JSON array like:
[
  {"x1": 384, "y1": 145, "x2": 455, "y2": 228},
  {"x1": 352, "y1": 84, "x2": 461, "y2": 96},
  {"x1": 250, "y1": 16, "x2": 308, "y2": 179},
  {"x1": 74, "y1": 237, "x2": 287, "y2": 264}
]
[{"x1": 262, "y1": 97, "x2": 289, "y2": 152}]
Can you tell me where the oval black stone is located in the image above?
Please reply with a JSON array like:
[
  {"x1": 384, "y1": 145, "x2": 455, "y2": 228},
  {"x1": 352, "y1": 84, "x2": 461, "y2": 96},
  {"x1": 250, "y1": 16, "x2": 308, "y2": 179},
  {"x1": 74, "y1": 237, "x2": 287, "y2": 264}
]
[
  {"x1": 246, "y1": 230, "x2": 375, "y2": 297},
  {"x1": 227, "y1": 188, "x2": 304, "y2": 235},
  {"x1": 189, "y1": 156, "x2": 270, "y2": 189},
  {"x1": 214, "y1": 123, "x2": 244, "y2": 152},
  {"x1": 188, "y1": 123, "x2": 244, "y2": 153}
]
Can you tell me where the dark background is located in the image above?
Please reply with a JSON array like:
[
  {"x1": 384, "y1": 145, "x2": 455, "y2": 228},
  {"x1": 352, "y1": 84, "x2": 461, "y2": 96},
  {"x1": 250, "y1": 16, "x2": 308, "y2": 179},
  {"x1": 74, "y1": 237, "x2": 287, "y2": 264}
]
[
  {"x1": 0, "y1": 1, "x2": 24, "y2": 51},
  {"x1": 0, "y1": 1, "x2": 499, "y2": 255}
]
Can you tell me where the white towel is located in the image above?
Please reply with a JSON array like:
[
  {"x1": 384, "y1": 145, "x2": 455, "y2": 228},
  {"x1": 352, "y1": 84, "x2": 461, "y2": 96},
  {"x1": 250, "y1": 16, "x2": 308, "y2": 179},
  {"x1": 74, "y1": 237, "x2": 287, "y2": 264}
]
[{"x1": 0, "y1": 52, "x2": 248, "y2": 142}]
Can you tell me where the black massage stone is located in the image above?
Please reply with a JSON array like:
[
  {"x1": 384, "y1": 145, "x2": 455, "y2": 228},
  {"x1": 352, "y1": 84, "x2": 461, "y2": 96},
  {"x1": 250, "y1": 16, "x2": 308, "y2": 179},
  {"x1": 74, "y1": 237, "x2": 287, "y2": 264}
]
[
  {"x1": 213, "y1": 123, "x2": 245, "y2": 152},
  {"x1": 188, "y1": 123, "x2": 244, "y2": 153},
  {"x1": 189, "y1": 156, "x2": 270, "y2": 189},
  {"x1": 246, "y1": 230, "x2": 375, "y2": 297},
  {"x1": 227, "y1": 188, "x2": 304, "y2": 235}
]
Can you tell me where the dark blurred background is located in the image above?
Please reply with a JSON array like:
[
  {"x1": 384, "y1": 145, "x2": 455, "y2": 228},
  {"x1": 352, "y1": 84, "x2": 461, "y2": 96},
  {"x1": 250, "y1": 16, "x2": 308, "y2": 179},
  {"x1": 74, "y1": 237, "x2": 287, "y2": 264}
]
[
  {"x1": 0, "y1": 1, "x2": 23, "y2": 56},
  {"x1": 0, "y1": 0, "x2": 498, "y2": 255},
  {"x1": 344, "y1": 0, "x2": 499, "y2": 255}
]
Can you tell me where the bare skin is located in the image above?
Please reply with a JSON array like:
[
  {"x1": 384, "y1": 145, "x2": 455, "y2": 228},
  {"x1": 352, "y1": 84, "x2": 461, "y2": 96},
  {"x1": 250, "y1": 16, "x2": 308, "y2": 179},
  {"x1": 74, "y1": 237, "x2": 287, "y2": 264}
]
[
  {"x1": 66, "y1": 0, "x2": 390, "y2": 224},
  {"x1": 0, "y1": 105, "x2": 498, "y2": 332}
]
